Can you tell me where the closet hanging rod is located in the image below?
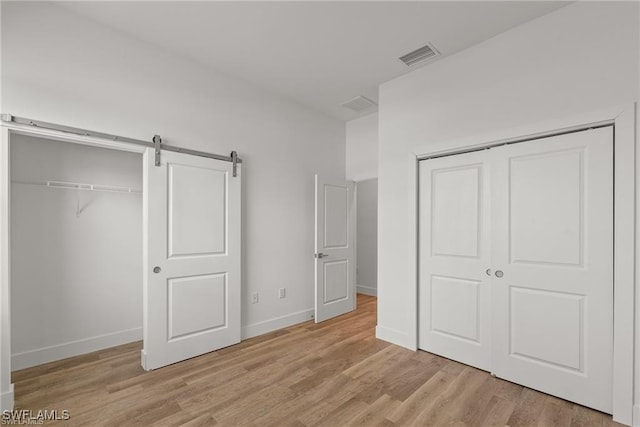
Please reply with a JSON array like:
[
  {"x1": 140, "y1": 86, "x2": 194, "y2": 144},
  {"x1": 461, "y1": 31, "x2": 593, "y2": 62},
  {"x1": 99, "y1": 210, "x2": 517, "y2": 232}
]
[
  {"x1": 12, "y1": 180, "x2": 142, "y2": 195},
  {"x1": 0, "y1": 113, "x2": 243, "y2": 166}
]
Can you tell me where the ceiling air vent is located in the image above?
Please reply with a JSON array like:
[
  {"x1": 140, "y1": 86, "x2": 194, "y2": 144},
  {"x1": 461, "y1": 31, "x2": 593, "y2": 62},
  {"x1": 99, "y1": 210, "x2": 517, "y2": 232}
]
[
  {"x1": 399, "y1": 43, "x2": 439, "y2": 66},
  {"x1": 341, "y1": 95, "x2": 378, "y2": 113}
]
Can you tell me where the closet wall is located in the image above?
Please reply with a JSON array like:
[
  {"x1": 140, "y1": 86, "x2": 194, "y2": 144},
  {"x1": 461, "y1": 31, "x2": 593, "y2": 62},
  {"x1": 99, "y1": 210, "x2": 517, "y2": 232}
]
[
  {"x1": 10, "y1": 134, "x2": 142, "y2": 370},
  {"x1": 1, "y1": 2, "x2": 345, "y2": 339}
]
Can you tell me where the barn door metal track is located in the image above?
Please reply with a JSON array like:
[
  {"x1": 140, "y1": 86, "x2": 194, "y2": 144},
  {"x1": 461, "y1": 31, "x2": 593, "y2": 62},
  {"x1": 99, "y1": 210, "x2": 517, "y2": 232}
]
[{"x1": 1, "y1": 114, "x2": 242, "y2": 176}]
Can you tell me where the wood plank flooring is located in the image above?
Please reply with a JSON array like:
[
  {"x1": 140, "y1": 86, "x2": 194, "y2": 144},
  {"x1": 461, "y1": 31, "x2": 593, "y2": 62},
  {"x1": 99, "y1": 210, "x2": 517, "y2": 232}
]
[{"x1": 12, "y1": 294, "x2": 622, "y2": 426}]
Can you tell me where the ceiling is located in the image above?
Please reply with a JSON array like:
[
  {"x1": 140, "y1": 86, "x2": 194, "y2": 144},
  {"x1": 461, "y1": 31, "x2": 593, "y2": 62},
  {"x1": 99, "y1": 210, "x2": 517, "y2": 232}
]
[{"x1": 58, "y1": 1, "x2": 569, "y2": 121}]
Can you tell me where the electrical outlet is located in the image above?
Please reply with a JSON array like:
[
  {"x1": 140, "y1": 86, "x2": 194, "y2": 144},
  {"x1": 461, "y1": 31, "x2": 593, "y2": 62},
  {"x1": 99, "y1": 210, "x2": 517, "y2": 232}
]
[
  {"x1": 252, "y1": 292, "x2": 259, "y2": 304},
  {"x1": 278, "y1": 288, "x2": 286, "y2": 299}
]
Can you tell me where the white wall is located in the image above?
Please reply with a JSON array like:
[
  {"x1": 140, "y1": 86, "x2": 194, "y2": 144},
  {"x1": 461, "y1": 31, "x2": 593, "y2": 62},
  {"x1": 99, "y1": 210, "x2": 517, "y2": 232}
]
[
  {"x1": 356, "y1": 178, "x2": 377, "y2": 296},
  {"x1": 10, "y1": 135, "x2": 142, "y2": 369},
  {"x1": 0, "y1": 2, "x2": 345, "y2": 344},
  {"x1": 346, "y1": 113, "x2": 378, "y2": 181},
  {"x1": 377, "y1": 0, "x2": 638, "y2": 422},
  {"x1": 378, "y1": 0, "x2": 638, "y2": 342}
]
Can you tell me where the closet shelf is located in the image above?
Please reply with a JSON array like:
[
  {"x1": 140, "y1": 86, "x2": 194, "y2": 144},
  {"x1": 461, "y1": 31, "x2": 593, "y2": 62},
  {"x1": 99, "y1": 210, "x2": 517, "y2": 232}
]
[{"x1": 12, "y1": 180, "x2": 142, "y2": 195}]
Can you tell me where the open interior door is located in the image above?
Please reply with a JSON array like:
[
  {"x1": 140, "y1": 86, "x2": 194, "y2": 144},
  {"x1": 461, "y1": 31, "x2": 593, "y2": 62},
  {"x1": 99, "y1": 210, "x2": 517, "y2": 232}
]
[
  {"x1": 143, "y1": 149, "x2": 241, "y2": 370},
  {"x1": 314, "y1": 175, "x2": 355, "y2": 323}
]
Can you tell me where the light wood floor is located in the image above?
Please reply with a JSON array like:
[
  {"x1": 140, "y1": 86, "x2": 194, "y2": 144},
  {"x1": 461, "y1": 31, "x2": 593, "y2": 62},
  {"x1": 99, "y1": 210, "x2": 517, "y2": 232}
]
[{"x1": 14, "y1": 294, "x2": 621, "y2": 426}]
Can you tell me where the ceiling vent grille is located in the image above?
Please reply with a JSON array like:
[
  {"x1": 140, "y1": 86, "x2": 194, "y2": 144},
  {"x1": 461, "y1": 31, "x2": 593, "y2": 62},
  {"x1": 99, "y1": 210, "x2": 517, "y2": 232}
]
[
  {"x1": 399, "y1": 43, "x2": 439, "y2": 66},
  {"x1": 341, "y1": 95, "x2": 378, "y2": 113}
]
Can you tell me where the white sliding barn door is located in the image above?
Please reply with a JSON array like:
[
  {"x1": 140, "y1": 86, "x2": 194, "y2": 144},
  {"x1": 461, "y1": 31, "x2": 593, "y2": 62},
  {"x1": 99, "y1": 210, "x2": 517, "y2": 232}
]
[
  {"x1": 143, "y1": 150, "x2": 241, "y2": 370},
  {"x1": 314, "y1": 175, "x2": 355, "y2": 323},
  {"x1": 418, "y1": 151, "x2": 492, "y2": 371},
  {"x1": 491, "y1": 127, "x2": 613, "y2": 412}
]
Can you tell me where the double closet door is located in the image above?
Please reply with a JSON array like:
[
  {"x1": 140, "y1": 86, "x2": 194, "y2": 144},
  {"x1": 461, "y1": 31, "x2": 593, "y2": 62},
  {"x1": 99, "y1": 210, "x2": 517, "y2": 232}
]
[{"x1": 418, "y1": 126, "x2": 613, "y2": 413}]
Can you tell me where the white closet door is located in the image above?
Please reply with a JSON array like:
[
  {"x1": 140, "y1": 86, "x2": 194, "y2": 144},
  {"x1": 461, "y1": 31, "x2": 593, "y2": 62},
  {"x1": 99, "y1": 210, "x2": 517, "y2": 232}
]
[
  {"x1": 491, "y1": 127, "x2": 613, "y2": 412},
  {"x1": 314, "y1": 175, "x2": 355, "y2": 323},
  {"x1": 418, "y1": 151, "x2": 491, "y2": 371},
  {"x1": 143, "y1": 150, "x2": 241, "y2": 370}
]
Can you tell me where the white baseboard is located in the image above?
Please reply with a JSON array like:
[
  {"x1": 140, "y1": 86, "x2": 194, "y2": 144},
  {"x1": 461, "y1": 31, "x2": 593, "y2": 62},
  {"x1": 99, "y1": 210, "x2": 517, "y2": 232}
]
[
  {"x1": 1, "y1": 384, "x2": 14, "y2": 411},
  {"x1": 356, "y1": 285, "x2": 377, "y2": 296},
  {"x1": 633, "y1": 404, "x2": 640, "y2": 427},
  {"x1": 140, "y1": 349, "x2": 148, "y2": 372},
  {"x1": 375, "y1": 325, "x2": 415, "y2": 350},
  {"x1": 242, "y1": 308, "x2": 314, "y2": 340},
  {"x1": 11, "y1": 327, "x2": 142, "y2": 371}
]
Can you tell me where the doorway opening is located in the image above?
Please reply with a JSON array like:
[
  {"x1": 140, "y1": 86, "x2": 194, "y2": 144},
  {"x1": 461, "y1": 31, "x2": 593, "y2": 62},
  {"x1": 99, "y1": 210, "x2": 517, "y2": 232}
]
[
  {"x1": 355, "y1": 178, "x2": 377, "y2": 298},
  {"x1": 9, "y1": 133, "x2": 143, "y2": 373}
]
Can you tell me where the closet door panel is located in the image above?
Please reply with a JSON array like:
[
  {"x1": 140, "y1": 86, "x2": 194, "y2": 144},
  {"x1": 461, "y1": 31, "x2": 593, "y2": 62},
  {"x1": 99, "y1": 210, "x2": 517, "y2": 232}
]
[
  {"x1": 491, "y1": 126, "x2": 613, "y2": 413},
  {"x1": 144, "y1": 150, "x2": 241, "y2": 371},
  {"x1": 418, "y1": 151, "x2": 491, "y2": 371},
  {"x1": 509, "y1": 149, "x2": 583, "y2": 266},
  {"x1": 167, "y1": 163, "x2": 226, "y2": 257}
]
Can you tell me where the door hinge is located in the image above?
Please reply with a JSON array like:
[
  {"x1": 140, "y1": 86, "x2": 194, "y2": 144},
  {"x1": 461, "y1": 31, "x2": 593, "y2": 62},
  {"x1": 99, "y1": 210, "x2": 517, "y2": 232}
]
[{"x1": 153, "y1": 135, "x2": 162, "y2": 167}]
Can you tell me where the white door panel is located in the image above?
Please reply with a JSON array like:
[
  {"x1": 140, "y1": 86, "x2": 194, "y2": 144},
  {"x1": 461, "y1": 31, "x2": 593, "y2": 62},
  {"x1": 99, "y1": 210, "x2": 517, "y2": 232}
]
[
  {"x1": 507, "y1": 150, "x2": 583, "y2": 266},
  {"x1": 491, "y1": 127, "x2": 613, "y2": 413},
  {"x1": 144, "y1": 150, "x2": 241, "y2": 370},
  {"x1": 324, "y1": 184, "x2": 349, "y2": 248},
  {"x1": 315, "y1": 175, "x2": 355, "y2": 323},
  {"x1": 418, "y1": 151, "x2": 491, "y2": 371}
]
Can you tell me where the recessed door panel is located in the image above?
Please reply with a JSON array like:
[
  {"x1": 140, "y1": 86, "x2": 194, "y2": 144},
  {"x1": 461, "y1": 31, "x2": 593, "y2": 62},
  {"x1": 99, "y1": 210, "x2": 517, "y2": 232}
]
[
  {"x1": 323, "y1": 260, "x2": 348, "y2": 304},
  {"x1": 168, "y1": 163, "x2": 226, "y2": 258},
  {"x1": 324, "y1": 185, "x2": 349, "y2": 249},
  {"x1": 510, "y1": 150, "x2": 583, "y2": 266},
  {"x1": 432, "y1": 166, "x2": 481, "y2": 258},
  {"x1": 430, "y1": 275, "x2": 480, "y2": 343},
  {"x1": 509, "y1": 287, "x2": 583, "y2": 371},
  {"x1": 168, "y1": 274, "x2": 227, "y2": 341}
]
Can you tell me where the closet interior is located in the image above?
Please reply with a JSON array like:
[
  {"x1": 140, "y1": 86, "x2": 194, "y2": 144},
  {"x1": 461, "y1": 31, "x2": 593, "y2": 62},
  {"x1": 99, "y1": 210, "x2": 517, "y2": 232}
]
[{"x1": 10, "y1": 134, "x2": 143, "y2": 371}]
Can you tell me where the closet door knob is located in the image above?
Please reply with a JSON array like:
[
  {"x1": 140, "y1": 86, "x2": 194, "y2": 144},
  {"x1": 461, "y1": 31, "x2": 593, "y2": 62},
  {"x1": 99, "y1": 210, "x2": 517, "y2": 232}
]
[
  {"x1": 485, "y1": 268, "x2": 492, "y2": 276},
  {"x1": 153, "y1": 266, "x2": 161, "y2": 274},
  {"x1": 495, "y1": 270, "x2": 504, "y2": 278}
]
